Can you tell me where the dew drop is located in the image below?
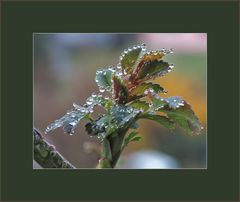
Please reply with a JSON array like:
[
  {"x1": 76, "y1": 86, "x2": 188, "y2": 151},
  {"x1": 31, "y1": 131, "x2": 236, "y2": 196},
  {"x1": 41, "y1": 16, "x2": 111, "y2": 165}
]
[
  {"x1": 149, "y1": 88, "x2": 154, "y2": 93},
  {"x1": 73, "y1": 102, "x2": 77, "y2": 107},
  {"x1": 86, "y1": 101, "x2": 92, "y2": 105},
  {"x1": 117, "y1": 72, "x2": 123, "y2": 76},
  {"x1": 73, "y1": 103, "x2": 82, "y2": 110},
  {"x1": 96, "y1": 69, "x2": 103, "y2": 75},
  {"x1": 57, "y1": 122, "x2": 62, "y2": 127},
  {"x1": 99, "y1": 88, "x2": 105, "y2": 93},
  {"x1": 117, "y1": 64, "x2": 121, "y2": 69},
  {"x1": 89, "y1": 108, "x2": 94, "y2": 113},
  {"x1": 88, "y1": 97, "x2": 93, "y2": 102},
  {"x1": 80, "y1": 108, "x2": 86, "y2": 113},
  {"x1": 109, "y1": 66, "x2": 116, "y2": 72},
  {"x1": 70, "y1": 121, "x2": 77, "y2": 126},
  {"x1": 141, "y1": 43, "x2": 146, "y2": 51},
  {"x1": 148, "y1": 110, "x2": 155, "y2": 115}
]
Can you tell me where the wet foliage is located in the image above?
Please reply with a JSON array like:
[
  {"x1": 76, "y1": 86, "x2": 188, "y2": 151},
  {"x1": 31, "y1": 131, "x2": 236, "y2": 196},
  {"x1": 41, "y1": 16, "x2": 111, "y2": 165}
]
[{"x1": 45, "y1": 44, "x2": 203, "y2": 167}]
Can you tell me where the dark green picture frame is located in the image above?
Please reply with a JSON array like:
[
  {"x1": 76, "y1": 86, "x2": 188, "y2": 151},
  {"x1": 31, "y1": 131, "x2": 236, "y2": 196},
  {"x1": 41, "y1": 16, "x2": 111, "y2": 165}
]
[{"x1": 1, "y1": 1, "x2": 239, "y2": 201}]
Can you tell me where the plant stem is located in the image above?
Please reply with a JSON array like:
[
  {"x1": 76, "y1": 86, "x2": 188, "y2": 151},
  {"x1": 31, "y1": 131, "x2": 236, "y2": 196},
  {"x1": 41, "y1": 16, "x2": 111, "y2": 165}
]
[
  {"x1": 97, "y1": 134, "x2": 125, "y2": 168},
  {"x1": 97, "y1": 119, "x2": 136, "y2": 168},
  {"x1": 109, "y1": 134, "x2": 125, "y2": 168}
]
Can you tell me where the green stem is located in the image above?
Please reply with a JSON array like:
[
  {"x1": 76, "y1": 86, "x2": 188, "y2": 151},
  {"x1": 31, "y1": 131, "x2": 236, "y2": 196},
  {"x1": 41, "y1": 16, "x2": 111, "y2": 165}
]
[
  {"x1": 97, "y1": 119, "x2": 136, "y2": 168},
  {"x1": 109, "y1": 133, "x2": 125, "y2": 168},
  {"x1": 97, "y1": 139, "x2": 112, "y2": 168}
]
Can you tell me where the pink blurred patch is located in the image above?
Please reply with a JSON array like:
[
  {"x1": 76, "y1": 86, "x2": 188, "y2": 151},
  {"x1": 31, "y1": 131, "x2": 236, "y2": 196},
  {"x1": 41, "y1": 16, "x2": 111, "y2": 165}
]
[{"x1": 139, "y1": 33, "x2": 207, "y2": 53}]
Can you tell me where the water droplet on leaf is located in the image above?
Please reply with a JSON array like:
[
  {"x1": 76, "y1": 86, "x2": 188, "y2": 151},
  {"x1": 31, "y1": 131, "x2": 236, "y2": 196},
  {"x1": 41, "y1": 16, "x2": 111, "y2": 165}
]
[
  {"x1": 86, "y1": 101, "x2": 92, "y2": 105},
  {"x1": 99, "y1": 88, "x2": 105, "y2": 93}
]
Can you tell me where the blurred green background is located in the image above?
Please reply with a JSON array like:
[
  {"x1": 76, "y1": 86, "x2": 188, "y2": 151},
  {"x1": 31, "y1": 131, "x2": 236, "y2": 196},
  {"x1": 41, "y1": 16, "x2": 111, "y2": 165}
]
[{"x1": 34, "y1": 33, "x2": 207, "y2": 169}]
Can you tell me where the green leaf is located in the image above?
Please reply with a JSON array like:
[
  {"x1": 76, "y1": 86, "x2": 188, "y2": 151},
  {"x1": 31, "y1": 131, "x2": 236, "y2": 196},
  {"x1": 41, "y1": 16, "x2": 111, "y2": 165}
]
[
  {"x1": 110, "y1": 105, "x2": 140, "y2": 127},
  {"x1": 123, "y1": 131, "x2": 142, "y2": 147},
  {"x1": 45, "y1": 105, "x2": 91, "y2": 135},
  {"x1": 146, "y1": 95, "x2": 203, "y2": 135},
  {"x1": 86, "y1": 105, "x2": 141, "y2": 139},
  {"x1": 160, "y1": 101, "x2": 203, "y2": 135},
  {"x1": 129, "y1": 82, "x2": 165, "y2": 96},
  {"x1": 129, "y1": 100, "x2": 149, "y2": 111},
  {"x1": 139, "y1": 114, "x2": 175, "y2": 130},
  {"x1": 120, "y1": 44, "x2": 145, "y2": 74},
  {"x1": 112, "y1": 75, "x2": 128, "y2": 104},
  {"x1": 95, "y1": 69, "x2": 113, "y2": 91},
  {"x1": 136, "y1": 60, "x2": 172, "y2": 80},
  {"x1": 141, "y1": 50, "x2": 165, "y2": 62},
  {"x1": 85, "y1": 104, "x2": 141, "y2": 139},
  {"x1": 126, "y1": 131, "x2": 138, "y2": 140},
  {"x1": 149, "y1": 95, "x2": 184, "y2": 111},
  {"x1": 130, "y1": 136, "x2": 142, "y2": 142},
  {"x1": 150, "y1": 96, "x2": 167, "y2": 111}
]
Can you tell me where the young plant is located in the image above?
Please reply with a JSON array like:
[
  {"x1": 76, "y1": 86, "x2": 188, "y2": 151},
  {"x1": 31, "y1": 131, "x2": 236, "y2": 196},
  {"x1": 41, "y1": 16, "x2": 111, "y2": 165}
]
[{"x1": 45, "y1": 44, "x2": 203, "y2": 168}]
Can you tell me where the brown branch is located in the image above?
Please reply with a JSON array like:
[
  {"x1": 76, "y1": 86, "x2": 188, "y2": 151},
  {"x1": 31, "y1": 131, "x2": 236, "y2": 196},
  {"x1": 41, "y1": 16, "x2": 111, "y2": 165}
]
[{"x1": 33, "y1": 128, "x2": 75, "y2": 169}]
